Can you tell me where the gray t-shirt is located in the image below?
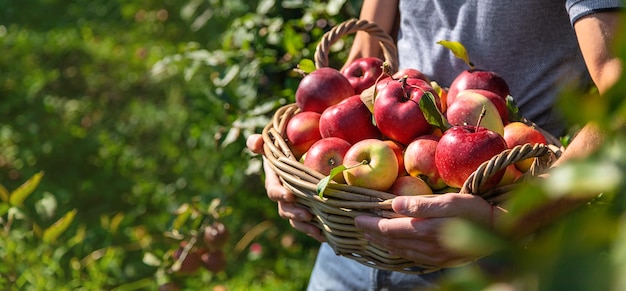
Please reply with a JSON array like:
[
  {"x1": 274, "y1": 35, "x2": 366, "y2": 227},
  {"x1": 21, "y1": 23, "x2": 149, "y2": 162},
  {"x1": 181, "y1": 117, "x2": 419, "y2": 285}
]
[{"x1": 397, "y1": 0, "x2": 624, "y2": 137}]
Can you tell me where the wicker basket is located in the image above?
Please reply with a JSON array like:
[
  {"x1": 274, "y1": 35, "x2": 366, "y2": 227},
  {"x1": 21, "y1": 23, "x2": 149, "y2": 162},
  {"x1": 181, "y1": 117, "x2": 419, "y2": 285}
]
[{"x1": 261, "y1": 19, "x2": 562, "y2": 274}]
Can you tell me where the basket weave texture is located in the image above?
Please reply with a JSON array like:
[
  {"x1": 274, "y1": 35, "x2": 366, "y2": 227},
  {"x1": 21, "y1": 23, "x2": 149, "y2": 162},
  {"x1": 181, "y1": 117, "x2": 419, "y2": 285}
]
[{"x1": 261, "y1": 19, "x2": 562, "y2": 274}]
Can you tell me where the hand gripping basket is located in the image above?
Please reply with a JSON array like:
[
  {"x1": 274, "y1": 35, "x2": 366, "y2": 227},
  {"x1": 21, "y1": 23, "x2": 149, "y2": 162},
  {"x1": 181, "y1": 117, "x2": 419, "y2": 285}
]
[{"x1": 261, "y1": 19, "x2": 562, "y2": 274}]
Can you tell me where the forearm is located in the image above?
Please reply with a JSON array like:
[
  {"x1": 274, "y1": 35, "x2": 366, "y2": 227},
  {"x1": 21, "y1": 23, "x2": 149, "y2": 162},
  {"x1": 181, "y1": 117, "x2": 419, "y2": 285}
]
[{"x1": 345, "y1": 0, "x2": 398, "y2": 66}]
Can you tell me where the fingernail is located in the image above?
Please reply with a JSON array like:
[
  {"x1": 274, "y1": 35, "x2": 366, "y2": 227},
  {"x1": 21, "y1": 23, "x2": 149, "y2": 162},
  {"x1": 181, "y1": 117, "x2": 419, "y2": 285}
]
[{"x1": 392, "y1": 196, "x2": 407, "y2": 214}]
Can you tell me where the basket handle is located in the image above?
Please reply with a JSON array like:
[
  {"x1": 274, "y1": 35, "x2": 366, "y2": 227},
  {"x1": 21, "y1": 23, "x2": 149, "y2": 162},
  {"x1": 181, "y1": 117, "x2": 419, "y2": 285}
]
[
  {"x1": 314, "y1": 18, "x2": 399, "y2": 72},
  {"x1": 460, "y1": 143, "x2": 557, "y2": 199}
]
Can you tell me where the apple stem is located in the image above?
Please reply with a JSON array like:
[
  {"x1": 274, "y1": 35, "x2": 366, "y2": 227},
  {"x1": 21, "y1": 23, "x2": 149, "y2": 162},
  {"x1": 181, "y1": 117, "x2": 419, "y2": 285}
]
[
  {"x1": 476, "y1": 106, "x2": 487, "y2": 128},
  {"x1": 399, "y1": 76, "x2": 411, "y2": 101}
]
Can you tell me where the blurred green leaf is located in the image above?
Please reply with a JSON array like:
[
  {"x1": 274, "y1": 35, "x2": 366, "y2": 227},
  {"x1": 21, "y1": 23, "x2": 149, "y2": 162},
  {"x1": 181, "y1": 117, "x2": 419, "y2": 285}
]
[
  {"x1": 43, "y1": 209, "x2": 78, "y2": 244},
  {"x1": 9, "y1": 171, "x2": 44, "y2": 207},
  {"x1": 0, "y1": 184, "x2": 9, "y2": 202},
  {"x1": 298, "y1": 59, "x2": 316, "y2": 74}
]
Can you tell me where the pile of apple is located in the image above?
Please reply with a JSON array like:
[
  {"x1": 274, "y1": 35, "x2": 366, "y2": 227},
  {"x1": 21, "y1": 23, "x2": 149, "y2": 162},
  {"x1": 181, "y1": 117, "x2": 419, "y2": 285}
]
[{"x1": 286, "y1": 56, "x2": 548, "y2": 196}]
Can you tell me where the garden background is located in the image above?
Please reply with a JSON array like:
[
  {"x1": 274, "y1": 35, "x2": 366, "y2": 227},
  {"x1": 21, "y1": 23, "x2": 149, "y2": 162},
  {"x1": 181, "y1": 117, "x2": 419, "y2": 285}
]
[{"x1": 1, "y1": 0, "x2": 626, "y2": 290}]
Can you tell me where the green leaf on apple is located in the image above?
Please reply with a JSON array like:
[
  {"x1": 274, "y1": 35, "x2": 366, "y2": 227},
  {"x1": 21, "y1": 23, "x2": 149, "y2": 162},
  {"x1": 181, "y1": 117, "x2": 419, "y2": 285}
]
[
  {"x1": 297, "y1": 59, "x2": 316, "y2": 74},
  {"x1": 419, "y1": 91, "x2": 452, "y2": 132},
  {"x1": 505, "y1": 95, "x2": 523, "y2": 122},
  {"x1": 317, "y1": 165, "x2": 347, "y2": 198},
  {"x1": 437, "y1": 40, "x2": 474, "y2": 69}
]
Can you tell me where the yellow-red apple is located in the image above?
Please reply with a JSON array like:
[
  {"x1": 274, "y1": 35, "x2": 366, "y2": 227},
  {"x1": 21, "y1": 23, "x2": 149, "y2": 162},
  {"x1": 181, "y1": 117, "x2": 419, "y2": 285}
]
[
  {"x1": 503, "y1": 121, "x2": 548, "y2": 172},
  {"x1": 445, "y1": 91, "x2": 505, "y2": 136},
  {"x1": 403, "y1": 134, "x2": 448, "y2": 190},
  {"x1": 388, "y1": 175, "x2": 433, "y2": 196},
  {"x1": 383, "y1": 139, "x2": 408, "y2": 179},
  {"x1": 343, "y1": 139, "x2": 399, "y2": 191}
]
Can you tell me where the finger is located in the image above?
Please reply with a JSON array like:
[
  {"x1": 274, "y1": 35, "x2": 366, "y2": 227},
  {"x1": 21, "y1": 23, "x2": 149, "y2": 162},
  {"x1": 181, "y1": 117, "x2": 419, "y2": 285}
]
[
  {"x1": 290, "y1": 219, "x2": 327, "y2": 242},
  {"x1": 278, "y1": 201, "x2": 313, "y2": 222},
  {"x1": 264, "y1": 158, "x2": 296, "y2": 203},
  {"x1": 392, "y1": 193, "x2": 493, "y2": 223},
  {"x1": 358, "y1": 218, "x2": 478, "y2": 268},
  {"x1": 246, "y1": 134, "x2": 265, "y2": 155},
  {"x1": 354, "y1": 215, "x2": 439, "y2": 240}
]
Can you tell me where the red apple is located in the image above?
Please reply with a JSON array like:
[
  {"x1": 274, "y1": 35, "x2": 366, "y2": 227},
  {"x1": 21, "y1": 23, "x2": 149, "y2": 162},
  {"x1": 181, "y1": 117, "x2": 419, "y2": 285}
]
[
  {"x1": 388, "y1": 175, "x2": 433, "y2": 196},
  {"x1": 446, "y1": 69, "x2": 510, "y2": 106},
  {"x1": 342, "y1": 139, "x2": 399, "y2": 191},
  {"x1": 435, "y1": 125, "x2": 508, "y2": 190},
  {"x1": 503, "y1": 121, "x2": 548, "y2": 172},
  {"x1": 373, "y1": 77, "x2": 442, "y2": 145},
  {"x1": 319, "y1": 95, "x2": 381, "y2": 144},
  {"x1": 392, "y1": 68, "x2": 430, "y2": 82},
  {"x1": 445, "y1": 91, "x2": 505, "y2": 136},
  {"x1": 303, "y1": 137, "x2": 352, "y2": 182},
  {"x1": 456, "y1": 89, "x2": 509, "y2": 124},
  {"x1": 286, "y1": 111, "x2": 322, "y2": 159},
  {"x1": 295, "y1": 67, "x2": 355, "y2": 113},
  {"x1": 341, "y1": 57, "x2": 385, "y2": 94},
  {"x1": 403, "y1": 135, "x2": 448, "y2": 190},
  {"x1": 383, "y1": 139, "x2": 408, "y2": 179}
]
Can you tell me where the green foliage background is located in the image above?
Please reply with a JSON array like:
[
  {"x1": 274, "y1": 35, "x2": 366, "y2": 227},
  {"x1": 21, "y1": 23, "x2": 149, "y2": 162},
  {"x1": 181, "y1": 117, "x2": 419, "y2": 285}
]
[{"x1": 0, "y1": 0, "x2": 625, "y2": 290}]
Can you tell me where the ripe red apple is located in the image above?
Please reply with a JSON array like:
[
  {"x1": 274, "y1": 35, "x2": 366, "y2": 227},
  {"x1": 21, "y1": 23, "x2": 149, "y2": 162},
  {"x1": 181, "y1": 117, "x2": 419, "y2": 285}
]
[
  {"x1": 303, "y1": 137, "x2": 352, "y2": 182},
  {"x1": 391, "y1": 68, "x2": 430, "y2": 82},
  {"x1": 383, "y1": 139, "x2": 408, "y2": 179},
  {"x1": 503, "y1": 121, "x2": 548, "y2": 172},
  {"x1": 286, "y1": 111, "x2": 322, "y2": 159},
  {"x1": 319, "y1": 95, "x2": 381, "y2": 144},
  {"x1": 341, "y1": 57, "x2": 385, "y2": 94},
  {"x1": 403, "y1": 135, "x2": 448, "y2": 190},
  {"x1": 445, "y1": 91, "x2": 505, "y2": 136},
  {"x1": 373, "y1": 77, "x2": 442, "y2": 145},
  {"x1": 388, "y1": 175, "x2": 433, "y2": 196},
  {"x1": 446, "y1": 69, "x2": 510, "y2": 106},
  {"x1": 295, "y1": 67, "x2": 355, "y2": 113},
  {"x1": 456, "y1": 89, "x2": 509, "y2": 124},
  {"x1": 435, "y1": 125, "x2": 508, "y2": 190},
  {"x1": 342, "y1": 139, "x2": 399, "y2": 191}
]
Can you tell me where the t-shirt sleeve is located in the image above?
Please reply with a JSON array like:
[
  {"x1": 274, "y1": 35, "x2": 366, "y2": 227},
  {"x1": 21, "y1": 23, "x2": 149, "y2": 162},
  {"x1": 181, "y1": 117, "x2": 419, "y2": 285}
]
[{"x1": 566, "y1": 0, "x2": 625, "y2": 25}]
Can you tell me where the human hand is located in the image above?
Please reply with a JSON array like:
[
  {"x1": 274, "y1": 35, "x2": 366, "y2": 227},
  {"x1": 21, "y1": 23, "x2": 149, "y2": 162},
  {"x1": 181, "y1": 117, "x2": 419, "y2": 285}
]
[
  {"x1": 354, "y1": 193, "x2": 502, "y2": 268},
  {"x1": 246, "y1": 134, "x2": 326, "y2": 242}
]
